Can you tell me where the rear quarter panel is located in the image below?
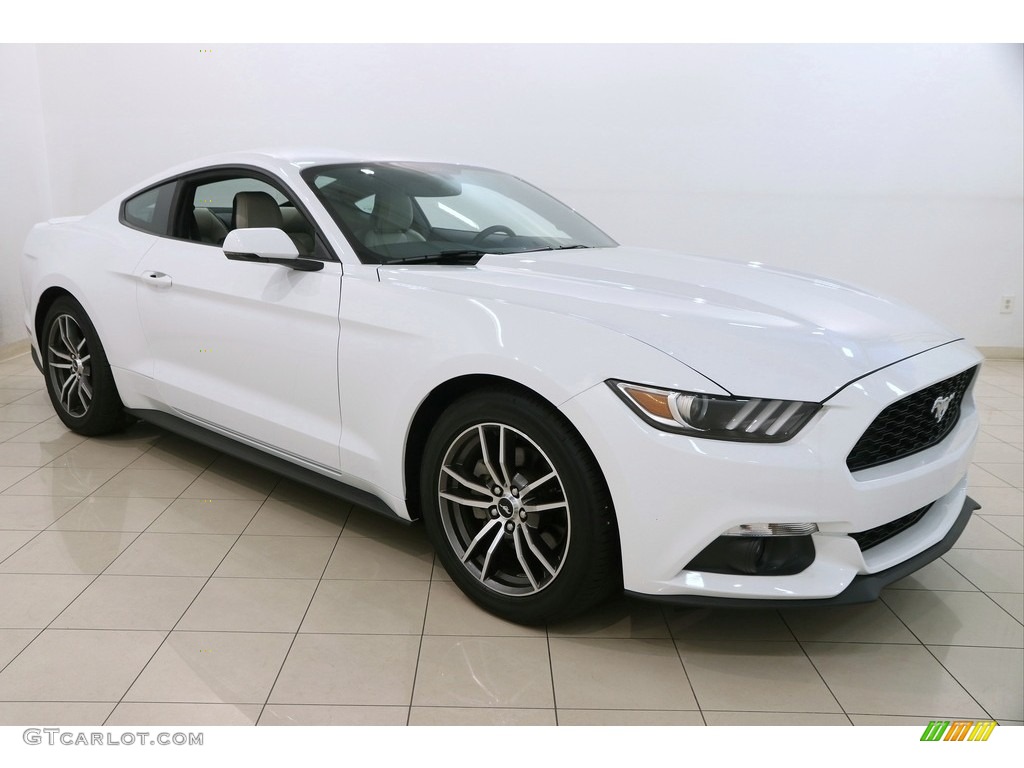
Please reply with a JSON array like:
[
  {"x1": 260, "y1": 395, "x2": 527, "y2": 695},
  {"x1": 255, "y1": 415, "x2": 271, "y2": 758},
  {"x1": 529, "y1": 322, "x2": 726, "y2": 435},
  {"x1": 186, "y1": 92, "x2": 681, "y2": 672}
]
[{"x1": 22, "y1": 200, "x2": 157, "y2": 384}]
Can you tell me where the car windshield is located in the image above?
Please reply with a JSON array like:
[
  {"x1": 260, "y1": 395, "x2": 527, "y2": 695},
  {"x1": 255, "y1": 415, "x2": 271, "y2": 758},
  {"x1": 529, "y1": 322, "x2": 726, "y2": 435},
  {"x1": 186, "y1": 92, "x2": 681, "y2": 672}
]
[{"x1": 302, "y1": 162, "x2": 617, "y2": 264}]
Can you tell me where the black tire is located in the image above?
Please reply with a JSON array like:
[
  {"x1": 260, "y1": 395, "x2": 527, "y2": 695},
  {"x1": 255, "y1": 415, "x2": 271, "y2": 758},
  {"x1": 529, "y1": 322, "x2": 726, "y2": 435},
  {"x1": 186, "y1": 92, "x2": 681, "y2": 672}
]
[
  {"x1": 420, "y1": 388, "x2": 620, "y2": 625},
  {"x1": 41, "y1": 296, "x2": 127, "y2": 436}
]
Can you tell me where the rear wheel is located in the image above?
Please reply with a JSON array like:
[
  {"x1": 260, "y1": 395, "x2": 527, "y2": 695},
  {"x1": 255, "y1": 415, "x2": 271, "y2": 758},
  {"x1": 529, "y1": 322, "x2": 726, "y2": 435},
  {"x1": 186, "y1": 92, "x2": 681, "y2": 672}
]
[
  {"x1": 42, "y1": 296, "x2": 127, "y2": 435},
  {"x1": 420, "y1": 389, "x2": 619, "y2": 624}
]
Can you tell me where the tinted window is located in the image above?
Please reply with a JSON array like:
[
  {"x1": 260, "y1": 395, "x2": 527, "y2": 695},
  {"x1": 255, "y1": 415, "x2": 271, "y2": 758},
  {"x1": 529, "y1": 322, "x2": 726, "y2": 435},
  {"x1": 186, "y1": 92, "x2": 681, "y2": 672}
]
[{"x1": 122, "y1": 182, "x2": 175, "y2": 235}]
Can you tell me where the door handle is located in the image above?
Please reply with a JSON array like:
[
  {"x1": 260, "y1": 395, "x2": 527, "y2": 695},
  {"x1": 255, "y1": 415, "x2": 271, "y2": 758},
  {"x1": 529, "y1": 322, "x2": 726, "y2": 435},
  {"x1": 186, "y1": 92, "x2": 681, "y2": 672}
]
[{"x1": 140, "y1": 271, "x2": 173, "y2": 288}]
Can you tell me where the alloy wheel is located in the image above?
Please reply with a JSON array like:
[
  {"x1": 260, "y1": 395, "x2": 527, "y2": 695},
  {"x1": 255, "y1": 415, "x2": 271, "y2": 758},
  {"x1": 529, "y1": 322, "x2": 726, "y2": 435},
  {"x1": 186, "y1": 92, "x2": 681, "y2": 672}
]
[
  {"x1": 46, "y1": 313, "x2": 93, "y2": 418},
  {"x1": 436, "y1": 422, "x2": 571, "y2": 596}
]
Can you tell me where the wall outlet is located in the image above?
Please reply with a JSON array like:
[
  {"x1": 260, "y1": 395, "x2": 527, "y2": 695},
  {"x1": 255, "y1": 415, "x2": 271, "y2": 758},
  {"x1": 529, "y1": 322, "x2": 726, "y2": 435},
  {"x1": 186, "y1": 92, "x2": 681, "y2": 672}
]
[{"x1": 1000, "y1": 295, "x2": 1015, "y2": 314}]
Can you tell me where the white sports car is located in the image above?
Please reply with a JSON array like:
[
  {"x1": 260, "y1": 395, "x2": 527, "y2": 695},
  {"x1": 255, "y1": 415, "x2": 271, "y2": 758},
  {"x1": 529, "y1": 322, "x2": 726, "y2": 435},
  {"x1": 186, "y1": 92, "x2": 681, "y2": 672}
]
[{"x1": 20, "y1": 150, "x2": 981, "y2": 624}]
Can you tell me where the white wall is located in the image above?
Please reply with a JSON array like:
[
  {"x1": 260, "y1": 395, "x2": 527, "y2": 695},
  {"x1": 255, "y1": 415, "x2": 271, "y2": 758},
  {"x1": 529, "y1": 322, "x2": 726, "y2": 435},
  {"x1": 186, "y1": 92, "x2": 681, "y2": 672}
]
[
  {"x1": 6, "y1": 43, "x2": 1023, "y2": 350},
  {"x1": 0, "y1": 45, "x2": 52, "y2": 349}
]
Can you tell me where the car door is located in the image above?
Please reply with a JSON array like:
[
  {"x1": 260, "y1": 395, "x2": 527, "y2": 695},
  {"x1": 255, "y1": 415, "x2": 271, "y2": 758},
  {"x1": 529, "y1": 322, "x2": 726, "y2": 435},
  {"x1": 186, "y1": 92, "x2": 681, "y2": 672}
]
[{"x1": 135, "y1": 170, "x2": 343, "y2": 470}]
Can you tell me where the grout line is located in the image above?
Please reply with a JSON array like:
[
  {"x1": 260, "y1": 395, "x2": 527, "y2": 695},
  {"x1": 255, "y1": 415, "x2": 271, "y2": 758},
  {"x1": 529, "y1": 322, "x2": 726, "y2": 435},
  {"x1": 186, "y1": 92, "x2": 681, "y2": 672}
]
[
  {"x1": 546, "y1": 619, "x2": 558, "y2": 725},
  {"x1": 774, "y1": 610, "x2": 849, "y2": 721},
  {"x1": 405, "y1": 548, "x2": 435, "y2": 727},
  {"x1": 664, "y1": 605, "x2": 708, "y2": 726},
  {"x1": 254, "y1": 498, "x2": 349, "y2": 728},
  {"x1": 97, "y1": 435, "x2": 267, "y2": 726}
]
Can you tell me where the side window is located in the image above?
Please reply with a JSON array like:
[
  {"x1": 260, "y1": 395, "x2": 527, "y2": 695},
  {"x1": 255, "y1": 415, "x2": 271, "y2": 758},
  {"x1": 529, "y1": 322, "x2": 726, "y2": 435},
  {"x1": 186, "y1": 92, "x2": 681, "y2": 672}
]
[
  {"x1": 122, "y1": 181, "x2": 175, "y2": 235},
  {"x1": 182, "y1": 175, "x2": 317, "y2": 257}
]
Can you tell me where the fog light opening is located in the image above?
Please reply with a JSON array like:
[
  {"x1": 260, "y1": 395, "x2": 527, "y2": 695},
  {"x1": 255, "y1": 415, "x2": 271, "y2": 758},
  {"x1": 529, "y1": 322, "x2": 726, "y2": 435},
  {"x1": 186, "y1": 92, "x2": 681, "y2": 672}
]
[{"x1": 685, "y1": 532, "x2": 816, "y2": 576}]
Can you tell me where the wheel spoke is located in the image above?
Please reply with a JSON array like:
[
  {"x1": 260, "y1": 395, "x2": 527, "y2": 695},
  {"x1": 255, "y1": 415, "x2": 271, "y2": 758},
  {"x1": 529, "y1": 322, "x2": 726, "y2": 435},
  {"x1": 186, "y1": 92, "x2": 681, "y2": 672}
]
[
  {"x1": 522, "y1": 500, "x2": 567, "y2": 513},
  {"x1": 512, "y1": 527, "x2": 539, "y2": 590},
  {"x1": 59, "y1": 374, "x2": 76, "y2": 410},
  {"x1": 497, "y1": 426, "x2": 513, "y2": 487},
  {"x1": 439, "y1": 491, "x2": 492, "y2": 509},
  {"x1": 460, "y1": 518, "x2": 501, "y2": 564},
  {"x1": 477, "y1": 425, "x2": 502, "y2": 488},
  {"x1": 441, "y1": 465, "x2": 493, "y2": 497},
  {"x1": 58, "y1": 316, "x2": 76, "y2": 355},
  {"x1": 520, "y1": 525, "x2": 558, "y2": 577},
  {"x1": 48, "y1": 345, "x2": 73, "y2": 362},
  {"x1": 519, "y1": 470, "x2": 556, "y2": 497},
  {"x1": 48, "y1": 361, "x2": 73, "y2": 371},
  {"x1": 478, "y1": 524, "x2": 505, "y2": 583},
  {"x1": 79, "y1": 376, "x2": 93, "y2": 402}
]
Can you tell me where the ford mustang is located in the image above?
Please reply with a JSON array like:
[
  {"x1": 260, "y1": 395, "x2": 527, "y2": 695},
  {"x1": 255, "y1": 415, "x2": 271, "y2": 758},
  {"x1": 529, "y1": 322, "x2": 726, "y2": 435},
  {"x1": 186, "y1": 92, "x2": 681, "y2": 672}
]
[{"x1": 19, "y1": 150, "x2": 982, "y2": 623}]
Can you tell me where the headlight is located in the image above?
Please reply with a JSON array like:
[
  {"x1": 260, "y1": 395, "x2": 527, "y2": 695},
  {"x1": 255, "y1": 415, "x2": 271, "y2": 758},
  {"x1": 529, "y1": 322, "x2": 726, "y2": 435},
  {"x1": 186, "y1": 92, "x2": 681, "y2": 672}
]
[{"x1": 609, "y1": 380, "x2": 821, "y2": 442}]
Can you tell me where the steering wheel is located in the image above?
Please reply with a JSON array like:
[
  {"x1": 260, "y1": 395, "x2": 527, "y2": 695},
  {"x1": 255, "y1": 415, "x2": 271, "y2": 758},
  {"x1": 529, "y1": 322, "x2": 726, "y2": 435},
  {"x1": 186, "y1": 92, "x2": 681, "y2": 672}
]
[{"x1": 471, "y1": 225, "x2": 516, "y2": 244}]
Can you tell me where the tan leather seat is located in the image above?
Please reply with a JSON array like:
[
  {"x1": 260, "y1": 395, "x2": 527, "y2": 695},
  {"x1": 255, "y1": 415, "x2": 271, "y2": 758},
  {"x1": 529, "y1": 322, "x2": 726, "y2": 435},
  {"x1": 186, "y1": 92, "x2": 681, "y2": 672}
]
[
  {"x1": 280, "y1": 207, "x2": 315, "y2": 253},
  {"x1": 364, "y1": 190, "x2": 425, "y2": 248},
  {"x1": 232, "y1": 191, "x2": 313, "y2": 255},
  {"x1": 193, "y1": 207, "x2": 228, "y2": 245}
]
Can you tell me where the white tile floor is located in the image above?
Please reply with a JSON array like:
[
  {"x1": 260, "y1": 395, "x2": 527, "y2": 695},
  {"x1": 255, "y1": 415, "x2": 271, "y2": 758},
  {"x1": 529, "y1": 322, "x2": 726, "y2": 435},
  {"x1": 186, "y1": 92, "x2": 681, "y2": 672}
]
[{"x1": 0, "y1": 353, "x2": 1021, "y2": 726}]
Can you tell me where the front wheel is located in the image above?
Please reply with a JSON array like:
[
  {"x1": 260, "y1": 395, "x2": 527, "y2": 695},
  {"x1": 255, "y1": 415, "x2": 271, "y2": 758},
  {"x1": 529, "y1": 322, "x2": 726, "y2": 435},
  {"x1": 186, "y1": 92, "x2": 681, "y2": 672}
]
[
  {"x1": 420, "y1": 389, "x2": 619, "y2": 624},
  {"x1": 41, "y1": 296, "x2": 127, "y2": 436}
]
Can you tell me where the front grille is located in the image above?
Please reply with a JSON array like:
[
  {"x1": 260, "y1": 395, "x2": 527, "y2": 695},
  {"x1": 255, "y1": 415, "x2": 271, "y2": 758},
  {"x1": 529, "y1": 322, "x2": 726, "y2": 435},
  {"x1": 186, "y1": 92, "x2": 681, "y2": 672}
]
[
  {"x1": 846, "y1": 366, "x2": 977, "y2": 472},
  {"x1": 850, "y1": 504, "x2": 931, "y2": 551}
]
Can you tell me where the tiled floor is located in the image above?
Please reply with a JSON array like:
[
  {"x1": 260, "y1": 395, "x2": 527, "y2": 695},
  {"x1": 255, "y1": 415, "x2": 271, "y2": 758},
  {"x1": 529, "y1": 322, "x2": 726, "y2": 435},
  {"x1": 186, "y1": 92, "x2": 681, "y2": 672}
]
[{"x1": 0, "y1": 352, "x2": 1021, "y2": 726}]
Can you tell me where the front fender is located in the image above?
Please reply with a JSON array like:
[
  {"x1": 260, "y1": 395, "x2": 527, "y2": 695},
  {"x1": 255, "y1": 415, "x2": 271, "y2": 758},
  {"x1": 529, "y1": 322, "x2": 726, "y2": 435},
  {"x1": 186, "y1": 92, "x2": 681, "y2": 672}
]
[{"x1": 336, "y1": 267, "x2": 726, "y2": 512}]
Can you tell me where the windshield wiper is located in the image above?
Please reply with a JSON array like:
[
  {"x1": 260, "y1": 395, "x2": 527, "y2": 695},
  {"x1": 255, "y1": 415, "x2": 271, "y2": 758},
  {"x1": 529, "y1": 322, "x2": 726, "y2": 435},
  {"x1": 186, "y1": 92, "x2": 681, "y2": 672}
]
[
  {"x1": 387, "y1": 250, "x2": 486, "y2": 265},
  {"x1": 386, "y1": 244, "x2": 590, "y2": 265},
  {"x1": 520, "y1": 244, "x2": 591, "y2": 254}
]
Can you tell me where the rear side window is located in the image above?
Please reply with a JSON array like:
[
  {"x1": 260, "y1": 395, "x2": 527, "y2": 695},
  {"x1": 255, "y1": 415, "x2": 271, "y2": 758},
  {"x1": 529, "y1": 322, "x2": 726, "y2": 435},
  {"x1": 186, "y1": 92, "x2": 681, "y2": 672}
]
[{"x1": 122, "y1": 181, "x2": 175, "y2": 235}]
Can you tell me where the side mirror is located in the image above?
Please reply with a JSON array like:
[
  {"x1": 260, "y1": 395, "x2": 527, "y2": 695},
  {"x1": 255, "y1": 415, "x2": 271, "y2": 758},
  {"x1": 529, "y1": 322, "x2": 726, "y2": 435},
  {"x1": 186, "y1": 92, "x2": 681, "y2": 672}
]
[{"x1": 223, "y1": 228, "x2": 323, "y2": 271}]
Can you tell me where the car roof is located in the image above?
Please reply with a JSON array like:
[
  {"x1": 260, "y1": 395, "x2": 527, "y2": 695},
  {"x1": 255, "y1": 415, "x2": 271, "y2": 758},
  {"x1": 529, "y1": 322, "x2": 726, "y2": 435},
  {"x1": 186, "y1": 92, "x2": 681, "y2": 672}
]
[{"x1": 123, "y1": 148, "x2": 466, "y2": 199}]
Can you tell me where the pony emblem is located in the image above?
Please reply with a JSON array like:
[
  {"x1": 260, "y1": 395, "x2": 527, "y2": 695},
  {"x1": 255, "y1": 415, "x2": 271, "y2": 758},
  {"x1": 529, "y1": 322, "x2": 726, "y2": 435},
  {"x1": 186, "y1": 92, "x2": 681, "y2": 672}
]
[{"x1": 931, "y1": 394, "x2": 954, "y2": 422}]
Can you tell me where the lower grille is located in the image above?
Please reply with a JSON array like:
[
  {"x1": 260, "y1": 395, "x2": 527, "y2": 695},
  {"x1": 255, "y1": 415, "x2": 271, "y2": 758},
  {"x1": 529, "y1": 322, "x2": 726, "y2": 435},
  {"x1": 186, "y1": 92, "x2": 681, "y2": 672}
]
[
  {"x1": 846, "y1": 366, "x2": 977, "y2": 472},
  {"x1": 850, "y1": 504, "x2": 931, "y2": 551}
]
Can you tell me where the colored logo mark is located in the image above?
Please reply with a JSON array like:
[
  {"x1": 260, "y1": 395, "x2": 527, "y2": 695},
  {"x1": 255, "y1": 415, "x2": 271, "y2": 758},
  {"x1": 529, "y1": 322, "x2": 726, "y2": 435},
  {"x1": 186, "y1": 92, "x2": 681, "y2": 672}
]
[{"x1": 920, "y1": 720, "x2": 998, "y2": 742}]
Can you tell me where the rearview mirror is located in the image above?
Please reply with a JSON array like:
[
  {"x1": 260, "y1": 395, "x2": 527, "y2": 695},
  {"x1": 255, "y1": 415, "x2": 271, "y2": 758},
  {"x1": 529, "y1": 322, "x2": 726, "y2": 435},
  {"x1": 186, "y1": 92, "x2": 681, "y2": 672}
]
[{"x1": 223, "y1": 228, "x2": 323, "y2": 271}]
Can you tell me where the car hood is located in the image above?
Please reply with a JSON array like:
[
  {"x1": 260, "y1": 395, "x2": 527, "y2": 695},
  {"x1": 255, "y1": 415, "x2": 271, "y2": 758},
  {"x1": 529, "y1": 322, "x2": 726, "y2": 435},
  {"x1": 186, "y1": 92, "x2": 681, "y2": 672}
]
[{"x1": 381, "y1": 246, "x2": 960, "y2": 402}]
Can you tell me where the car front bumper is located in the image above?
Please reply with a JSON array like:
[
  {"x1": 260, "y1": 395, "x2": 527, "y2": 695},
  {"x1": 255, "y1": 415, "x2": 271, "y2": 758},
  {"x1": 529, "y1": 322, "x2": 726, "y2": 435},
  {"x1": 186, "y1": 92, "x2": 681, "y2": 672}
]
[
  {"x1": 625, "y1": 492, "x2": 978, "y2": 607},
  {"x1": 560, "y1": 339, "x2": 983, "y2": 603}
]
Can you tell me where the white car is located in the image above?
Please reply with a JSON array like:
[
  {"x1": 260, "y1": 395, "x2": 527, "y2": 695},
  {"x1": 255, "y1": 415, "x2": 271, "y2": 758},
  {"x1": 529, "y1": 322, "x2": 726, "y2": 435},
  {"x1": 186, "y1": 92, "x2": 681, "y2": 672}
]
[{"x1": 20, "y1": 150, "x2": 981, "y2": 624}]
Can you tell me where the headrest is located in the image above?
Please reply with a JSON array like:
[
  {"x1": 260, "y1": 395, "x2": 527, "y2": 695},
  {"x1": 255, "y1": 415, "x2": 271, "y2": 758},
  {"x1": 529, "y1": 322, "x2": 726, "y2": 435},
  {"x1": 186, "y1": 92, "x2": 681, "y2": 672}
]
[
  {"x1": 233, "y1": 191, "x2": 284, "y2": 229},
  {"x1": 371, "y1": 190, "x2": 415, "y2": 233}
]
